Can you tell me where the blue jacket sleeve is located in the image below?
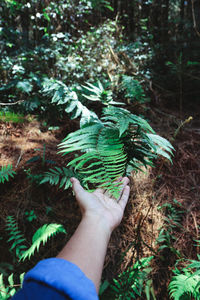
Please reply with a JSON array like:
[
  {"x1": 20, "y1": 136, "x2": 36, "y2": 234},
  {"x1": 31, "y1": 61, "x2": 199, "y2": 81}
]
[{"x1": 12, "y1": 258, "x2": 99, "y2": 300}]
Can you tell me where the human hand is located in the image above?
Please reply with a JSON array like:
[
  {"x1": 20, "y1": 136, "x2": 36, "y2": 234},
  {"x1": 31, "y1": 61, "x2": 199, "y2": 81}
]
[{"x1": 70, "y1": 177, "x2": 130, "y2": 234}]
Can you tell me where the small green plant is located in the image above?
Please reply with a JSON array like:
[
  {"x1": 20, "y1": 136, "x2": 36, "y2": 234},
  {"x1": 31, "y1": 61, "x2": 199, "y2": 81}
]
[
  {"x1": 20, "y1": 224, "x2": 66, "y2": 261},
  {"x1": 120, "y1": 75, "x2": 148, "y2": 104},
  {"x1": 111, "y1": 256, "x2": 154, "y2": 299},
  {"x1": 157, "y1": 199, "x2": 184, "y2": 257},
  {"x1": 24, "y1": 210, "x2": 37, "y2": 222},
  {"x1": 2, "y1": 216, "x2": 66, "y2": 298},
  {"x1": 0, "y1": 272, "x2": 25, "y2": 300},
  {"x1": 5, "y1": 216, "x2": 66, "y2": 261},
  {"x1": 0, "y1": 165, "x2": 16, "y2": 184},
  {"x1": 25, "y1": 144, "x2": 56, "y2": 167},
  {"x1": 6, "y1": 216, "x2": 27, "y2": 259},
  {"x1": 169, "y1": 259, "x2": 200, "y2": 300}
]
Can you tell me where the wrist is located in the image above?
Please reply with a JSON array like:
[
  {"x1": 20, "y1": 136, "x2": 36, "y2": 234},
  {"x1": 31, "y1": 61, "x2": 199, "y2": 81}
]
[{"x1": 81, "y1": 214, "x2": 112, "y2": 239}]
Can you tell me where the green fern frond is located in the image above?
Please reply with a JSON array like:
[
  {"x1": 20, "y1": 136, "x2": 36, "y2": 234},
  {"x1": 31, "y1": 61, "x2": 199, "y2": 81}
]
[
  {"x1": 111, "y1": 256, "x2": 153, "y2": 299},
  {"x1": 82, "y1": 81, "x2": 123, "y2": 105},
  {"x1": 120, "y1": 75, "x2": 148, "y2": 103},
  {"x1": 169, "y1": 272, "x2": 200, "y2": 300},
  {"x1": 20, "y1": 224, "x2": 66, "y2": 261},
  {"x1": 40, "y1": 167, "x2": 79, "y2": 190},
  {"x1": 58, "y1": 106, "x2": 173, "y2": 196},
  {"x1": 187, "y1": 254, "x2": 200, "y2": 276},
  {"x1": 42, "y1": 78, "x2": 98, "y2": 126},
  {"x1": 59, "y1": 122, "x2": 127, "y2": 197},
  {"x1": 0, "y1": 165, "x2": 16, "y2": 184},
  {"x1": 0, "y1": 272, "x2": 25, "y2": 300},
  {"x1": 6, "y1": 216, "x2": 27, "y2": 259}
]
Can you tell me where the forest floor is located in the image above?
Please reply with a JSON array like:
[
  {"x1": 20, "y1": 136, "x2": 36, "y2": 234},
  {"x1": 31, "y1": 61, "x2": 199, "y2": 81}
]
[{"x1": 0, "y1": 101, "x2": 200, "y2": 299}]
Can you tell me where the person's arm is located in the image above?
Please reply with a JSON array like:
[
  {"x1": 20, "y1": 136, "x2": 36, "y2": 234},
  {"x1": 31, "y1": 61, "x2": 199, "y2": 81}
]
[
  {"x1": 12, "y1": 177, "x2": 130, "y2": 300},
  {"x1": 57, "y1": 177, "x2": 130, "y2": 292}
]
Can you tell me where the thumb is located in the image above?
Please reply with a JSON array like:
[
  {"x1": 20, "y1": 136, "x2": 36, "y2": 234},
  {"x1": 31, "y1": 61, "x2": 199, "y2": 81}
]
[{"x1": 70, "y1": 177, "x2": 85, "y2": 196}]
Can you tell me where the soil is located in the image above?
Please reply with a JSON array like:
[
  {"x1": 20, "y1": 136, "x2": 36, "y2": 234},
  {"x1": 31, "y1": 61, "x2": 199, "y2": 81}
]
[{"x1": 0, "y1": 103, "x2": 199, "y2": 299}]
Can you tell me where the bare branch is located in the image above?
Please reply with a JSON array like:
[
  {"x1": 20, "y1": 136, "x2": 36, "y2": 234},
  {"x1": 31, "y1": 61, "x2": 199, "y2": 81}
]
[
  {"x1": 0, "y1": 100, "x2": 24, "y2": 106},
  {"x1": 191, "y1": 0, "x2": 200, "y2": 37}
]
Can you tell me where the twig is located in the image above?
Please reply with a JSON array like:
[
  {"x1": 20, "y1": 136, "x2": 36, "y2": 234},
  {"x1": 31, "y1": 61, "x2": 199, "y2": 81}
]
[
  {"x1": 15, "y1": 150, "x2": 24, "y2": 168},
  {"x1": 108, "y1": 44, "x2": 120, "y2": 65},
  {"x1": 0, "y1": 100, "x2": 24, "y2": 106},
  {"x1": 191, "y1": 0, "x2": 200, "y2": 37},
  {"x1": 173, "y1": 116, "x2": 193, "y2": 138}
]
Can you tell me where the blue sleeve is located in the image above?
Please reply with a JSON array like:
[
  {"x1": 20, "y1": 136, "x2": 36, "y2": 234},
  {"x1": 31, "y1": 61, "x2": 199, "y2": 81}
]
[{"x1": 12, "y1": 258, "x2": 99, "y2": 300}]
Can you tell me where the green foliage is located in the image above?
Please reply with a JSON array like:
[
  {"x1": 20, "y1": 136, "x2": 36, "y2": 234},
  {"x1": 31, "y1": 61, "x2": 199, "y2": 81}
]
[
  {"x1": 111, "y1": 256, "x2": 153, "y2": 299},
  {"x1": 0, "y1": 165, "x2": 16, "y2": 184},
  {"x1": 120, "y1": 75, "x2": 148, "y2": 104},
  {"x1": 82, "y1": 81, "x2": 123, "y2": 105},
  {"x1": 42, "y1": 78, "x2": 98, "y2": 126},
  {"x1": 0, "y1": 272, "x2": 25, "y2": 300},
  {"x1": 6, "y1": 216, "x2": 27, "y2": 259},
  {"x1": 24, "y1": 210, "x2": 37, "y2": 222},
  {"x1": 5, "y1": 216, "x2": 66, "y2": 262},
  {"x1": 40, "y1": 167, "x2": 79, "y2": 190},
  {"x1": 157, "y1": 200, "x2": 184, "y2": 256},
  {"x1": 20, "y1": 224, "x2": 66, "y2": 261},
  {"x1": 58, "y1": 105, "x2": 173, "y2": 195},
  {"x1": 0, "y1": 111, "x2": 25, "y2": 123},
  {"x1": 91, "y1": 0, "x2": 114, "y2": 11},
  {"x1": 169, "y1": 266, "x2": 200, "y2": 300}
]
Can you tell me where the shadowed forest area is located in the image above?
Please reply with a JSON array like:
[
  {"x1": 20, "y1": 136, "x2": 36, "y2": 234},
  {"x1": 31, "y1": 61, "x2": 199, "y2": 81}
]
[{"x1": 0, "y1": 0, "x2": 200, "y2": 299}]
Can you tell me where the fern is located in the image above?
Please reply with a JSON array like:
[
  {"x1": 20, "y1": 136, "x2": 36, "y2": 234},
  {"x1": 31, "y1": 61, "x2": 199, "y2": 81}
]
[
  {"x1": 0, "y1": 272, "x2": 25, "y2": 300},
  {"x1": 82, "y1": 81, "x2": 124, "y2": 105},
  {"x1": 156, "y1": 200, "x2": 184, "y2": 256},
  {"x1": 58, "y1": 106, "x2": 174, "y2": 196},
  {"x1": 42, "y1": 78, "x2": 98, "y2": 126},
  {"x1": 120, "y1": 75, "x2": 148, "y2": 104},
  {"x1": 20, "y1": 224, "x2": 66, "y2": 261},
  {"x1": 40, "y1": 167, "x2": 80, "y2": 190},
  {"x1": 0, "y1": 165, "x2": 16, "y2": 184},
  {"x1": 111, "y1": 256, "x2": 153, "y2": 299},
  {"x1": 6, "y1": 216, "x2": 27, "y2": 259},
  {"x1": 186, "y1": 253, "x2": 200, "y2": 293},
  {"x1": 169, "y1": 268, "x2": 200, "y2": 300}
]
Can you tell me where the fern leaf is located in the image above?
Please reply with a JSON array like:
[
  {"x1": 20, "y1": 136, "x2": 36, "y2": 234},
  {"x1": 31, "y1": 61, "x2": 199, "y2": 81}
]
[
  {"x1": 169, "y1": 273, "x2": 200, "y2": 300},
  {"x1": 40, "y1": 167, "x2": 80, "y2": 190},
  {"x1": 0, "y1": 165, "x2": 16, "y2": 184},
  {"x1": 111, "y1": 256, "x2": 153, "y2": 299},
  {"x1": 102, "y1": 106, "x2": 155, "y2": 136},
  {"x1": 120, "y1": 75, "x2": 148, "y2": 103},
  {"x1": 20, "y1": 224, "x2": 66, "y2": 261},
  {"x1": 42, "y1": 78, "x2": 98, "y2": 126},
  {"x1": 6, "y1": 216, "x2": 27, "y2": 259},
  {"x1": 58, "y1": 106, "x2": 174, "y2": 196},
  {"x1": 82, "y1": 81, "x2": 124, "y2": 105},
  {"x1": 59, "y1": 122, "x2": 127, "y2": 197}
]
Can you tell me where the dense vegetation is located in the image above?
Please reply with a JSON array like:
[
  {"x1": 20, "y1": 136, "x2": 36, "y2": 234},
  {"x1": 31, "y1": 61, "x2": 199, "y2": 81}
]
[{"x1": 0, "y1": 0, "x2": 200, "y2": 299}]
